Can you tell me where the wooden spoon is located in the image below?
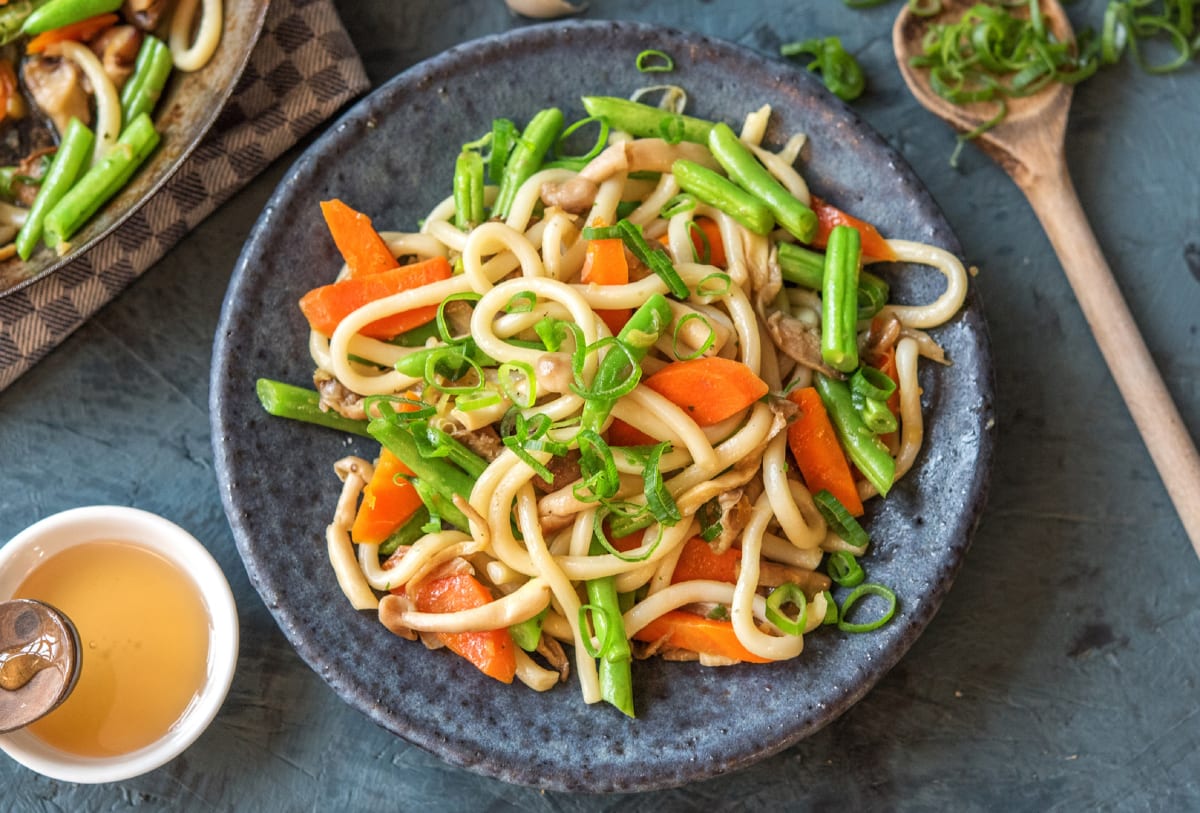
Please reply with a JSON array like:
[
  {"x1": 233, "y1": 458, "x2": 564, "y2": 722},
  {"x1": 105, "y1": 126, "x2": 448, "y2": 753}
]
[{"x1": 893, "y1": 0, "x2": 1200, "y2": 554}]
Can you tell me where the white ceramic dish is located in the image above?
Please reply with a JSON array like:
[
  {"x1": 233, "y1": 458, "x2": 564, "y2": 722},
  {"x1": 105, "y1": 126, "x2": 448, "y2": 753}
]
[{"x1": 0, "y1": 506, "x2": 238, "y2": 783}]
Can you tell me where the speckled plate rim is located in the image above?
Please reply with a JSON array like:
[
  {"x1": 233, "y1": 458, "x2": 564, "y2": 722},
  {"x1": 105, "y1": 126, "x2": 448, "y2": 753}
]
[
  {"x1": 211, "y1": 20, "x2": 996, "y2": 793},
  {"x1": 0, "y1": 1, "x2": 270, "y2": 297}
]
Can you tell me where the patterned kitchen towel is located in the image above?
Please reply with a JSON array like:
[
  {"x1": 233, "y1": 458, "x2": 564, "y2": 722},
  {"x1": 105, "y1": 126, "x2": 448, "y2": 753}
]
[{"x1": 0, "y1": 0, "x2": 370, "y2": 392}]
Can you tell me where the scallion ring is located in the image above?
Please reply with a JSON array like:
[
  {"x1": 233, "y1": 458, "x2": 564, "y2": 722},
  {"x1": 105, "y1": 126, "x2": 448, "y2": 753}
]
[
  {"x1": 636, "y1": 48, "x2": 675, "y2": 73},
  {"x1": 765, "y1": 582, "x2": 808, "y2": 636},
  {"x1": 826, "y1": 550, "x2": 866, "y2": 588},
  {"x1": 813, "y1": 489, "x2": 870, "y2": 550},
  {"x1": 837, "y1": 583, "x2": 897, "y2": 633}
]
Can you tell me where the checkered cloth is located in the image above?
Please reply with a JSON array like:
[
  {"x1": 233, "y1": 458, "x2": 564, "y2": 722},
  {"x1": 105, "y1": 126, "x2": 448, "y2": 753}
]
[{"x1": 0, "y1": 0, "x2": 369, "y2": 392}]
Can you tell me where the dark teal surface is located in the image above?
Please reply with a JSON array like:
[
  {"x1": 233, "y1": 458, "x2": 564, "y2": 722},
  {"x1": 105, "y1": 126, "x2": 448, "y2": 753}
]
[{"x1": 2, "y1": 0, "x2": 1198, "y2": 808}]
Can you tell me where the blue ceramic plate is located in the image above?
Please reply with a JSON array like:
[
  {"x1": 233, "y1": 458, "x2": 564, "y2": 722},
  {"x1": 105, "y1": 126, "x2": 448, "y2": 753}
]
[{"x1": 211, "y1": 21, "x2": 994, "y2": 792}]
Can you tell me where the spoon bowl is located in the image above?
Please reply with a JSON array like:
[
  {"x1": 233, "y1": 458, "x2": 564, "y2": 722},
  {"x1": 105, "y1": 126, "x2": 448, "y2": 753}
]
[
  {"x1": 0, "y1": 600, "x2": 80, "y2": 733},
  {"x1": 893, "y1": 0, "x2": 1200, "y2": 553}
]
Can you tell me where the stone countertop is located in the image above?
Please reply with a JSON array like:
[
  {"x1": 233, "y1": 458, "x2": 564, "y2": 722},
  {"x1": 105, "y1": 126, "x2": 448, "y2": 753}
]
[{"x1": 2, "y1": 0, "x2": 1198, "y2": 809}]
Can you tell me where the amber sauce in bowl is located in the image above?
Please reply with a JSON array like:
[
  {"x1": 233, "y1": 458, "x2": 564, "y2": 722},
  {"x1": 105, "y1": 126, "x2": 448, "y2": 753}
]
[{"x1": 0, "y1": 507, "x2": 238, "y2": 782}]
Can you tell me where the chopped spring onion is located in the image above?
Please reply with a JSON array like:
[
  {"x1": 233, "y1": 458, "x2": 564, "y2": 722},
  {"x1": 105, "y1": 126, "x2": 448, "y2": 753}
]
[
  {"x1": 765, "y1": 582, "x2": 809, "y2": 636},
  {"x1": 636, "y1": 48, "x2": 675, "y2": 72},
  {"x1": 813, "y1": 489, "x2": 870, "y2": 550},
  {"x1": 826, "y1": 550, "x2": 866, "y2": 588},
  {"x1": 781, "y1": 36, "x2": 867, "y2": 101},
  {"x1": 837, "y1": 583, "x2": 898, "y2": 633}
]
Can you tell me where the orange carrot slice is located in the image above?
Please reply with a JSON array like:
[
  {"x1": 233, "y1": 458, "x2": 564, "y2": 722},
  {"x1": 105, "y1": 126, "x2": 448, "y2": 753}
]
[
  {"x1": 25, "y1": 13, "x2": 119, "y2": 54},
  {"x1": 413, "y1": 573, "x2": 517, "y2": 684},
  {"x1": 581, "y1": 236, "x2": 632, "y2": 335},
  {"x1": 809, "y1": 196, "x2": 897, "y2": 262},
  {"x1": 642, "y1": 357, "x2": 769, "y2": 426},
  {"x1": 633, "y1": 610, "x2": 771, "y2": 664},
  {"x1": 351, "y1": 448, "x2": 423, "y2": 545},
  {"x1": 786, "y1": 386, "x2": 865, "y2": 516},
  {"x1": 669, "y1": 536, "x2": 740, "y2": 584},
  {"x1": 320, "y1": 199, "x2": 400, "y2": 278},
  {"x1": 298, "y1": 255, "x2": 452, "y2": 340}
]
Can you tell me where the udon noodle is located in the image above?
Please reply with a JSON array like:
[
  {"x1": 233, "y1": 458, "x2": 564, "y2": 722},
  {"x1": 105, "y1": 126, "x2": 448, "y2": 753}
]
[{"x1": 283, "y1": 96, "x2": 968, "y2": 715}]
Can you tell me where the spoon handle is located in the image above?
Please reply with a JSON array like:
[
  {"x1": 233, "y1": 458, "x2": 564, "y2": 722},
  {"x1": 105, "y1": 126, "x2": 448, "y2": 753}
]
[{"x1": 1022, "y1": 160, "x2": 1200, "y2": 554}]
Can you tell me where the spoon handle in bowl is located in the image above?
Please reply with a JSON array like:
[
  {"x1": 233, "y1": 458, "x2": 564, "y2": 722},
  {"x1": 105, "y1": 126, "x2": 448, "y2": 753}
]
[{"x1": 1021, "y1": 159, "x2": 1200, "y2": 555}]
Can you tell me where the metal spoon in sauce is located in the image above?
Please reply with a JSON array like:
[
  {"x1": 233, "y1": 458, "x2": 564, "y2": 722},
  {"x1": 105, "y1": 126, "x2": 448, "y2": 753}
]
[
  {"x1": 0, "y1": 599, "x2": 80, "y2": 733},
  {"x1": 893, "y1": 0, "x2": 1200, "y2": 554}
]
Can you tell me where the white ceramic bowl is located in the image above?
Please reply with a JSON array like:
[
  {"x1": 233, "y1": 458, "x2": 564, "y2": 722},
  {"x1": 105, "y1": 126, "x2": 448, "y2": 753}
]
[{"x1": 0, "y1": 506, "x2": 239, "y2": 783}]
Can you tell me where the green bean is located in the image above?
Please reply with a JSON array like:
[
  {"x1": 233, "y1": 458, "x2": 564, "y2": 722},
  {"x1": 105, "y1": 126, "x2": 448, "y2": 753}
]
[
  {"x1": 706, "y1": 121, "x2": 817, "y2": 243},
  {"x1": 368, "y1": 416, "x2": 477, "y2": 530},
  {"x1": 579, "y1": 294, "x2": 673, "y2": 433},
  {"x1": 120, "y1": 35, "x2": 172, "y2": 125},
  {"x1": 508, "y1": 609, "x2": 547, "y2": 652},
  {"x1": 586, "y1": 537, "x2": 634, "y2": 717},
  {"x1": 42, "y1": 113, "x2": 159, "y2": 247},
  {"x1": 255, "y1": 379, "x2": 372, "y2": 437},
  {"x1": 453, "y1": 149, "x2": 484, "y2": 230},
  {"x1": 491, "y1": 107, "x2": 563, "y2": 220},
  {"x1": 820, "y1": 225, "x2": 861, "y2": 373},
  {"x1": 16, "y1": 117, "x2": 93, "y2": 260},
  {"x1": 22, "y1": 0, "x2": 120, "y2": 34},
  {"x1": 378, "y1": 506, "x2": 432, "y2": 556},
  {"x1": 777, "y1": 242, "x2": 889, "y2": 320},
  {"x1": 671, "y1": 158, "x2": 775, "y2": 235},
  {"x1": 407, "y1": 475, "x2": 470, "y2": 534},
  {"x1": 581, "y1": 95, "x2": 714, "y2": 144},
  {"x1": 815, "y1": 372, "x2": 895, "y2": 496}
]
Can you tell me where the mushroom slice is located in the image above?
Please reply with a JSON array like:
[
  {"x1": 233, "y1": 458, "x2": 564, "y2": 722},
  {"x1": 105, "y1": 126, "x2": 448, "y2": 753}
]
[
  {"x1": 22, "y1": 56, "x2": 91, "y2": 138},
  {"x1": 764, "y1": 309, "x2": 842, "y2": 378},
  {"x1": 90, "y1": 25, "x2": 143, "y2": 91}
]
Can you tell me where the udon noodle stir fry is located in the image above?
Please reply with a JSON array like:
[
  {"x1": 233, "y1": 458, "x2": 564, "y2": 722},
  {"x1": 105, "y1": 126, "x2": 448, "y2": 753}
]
[{"x1": 257, "y1": 93, "x2": 968, "y2": 716}]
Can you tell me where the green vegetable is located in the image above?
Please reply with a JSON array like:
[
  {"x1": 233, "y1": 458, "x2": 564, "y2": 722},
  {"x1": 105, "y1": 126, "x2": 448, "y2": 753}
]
[
  {"x1": 0, "y1": 0, "x2": 48, "y2": 44},
  {"x1": 826, "y1": 550, "x2": 866, "y2": 588},
  {"x1": 509, "y1": 609, "x2": 548, "y2": 652},
  {"x1": 453, "y1": 149, "x2": 485, "y2": 230},
  {"x1": 813, "y1": 489, "x2": 870, "y2": 551},
  {"x1": 378, "y1": 506, "x2": 432, "y2": 556},
  {"x1": 815, "y1": 373, "x2": 896, "y2": 497},
  {"x1": 22, "y1": 0, "x2": 121, "y2": 35},
  {"x1": 615, "y1": 219, "x2": 690, "y2": 298},
  {"x1": 367, "y1": 415, "x2": 477, "y2": 532},
  {"x1": 837, "y1": 583, "x2": 897, "y2": 633},
  {"x1": 706, "y1": 121, "x2": 817, "y2": 243},
  {"x1": 585, "y1": 535, "x2": 635, "y2": 717},
  {"x1": 671, "y1": 158, "x2": 775, "y2": 235},
  {"x1": 777, "y1": 242, "x2": 889, "y2": 320},
  {"x1": 635, "y1": 49, "x2": 674, "y2": 72},
  {"x1": 765, "y1": 582, "x2": 808, "y2": 636},
  {"x1": 580, "y1": 95, "x2": 715, "y2": 144},
  {"x1": 819, "y1": 225, "x2": 861, "y2": 374},
  {"x1": 781, "y1": 36, "x2": 867, "y2": 101},
  {"x1": 578, "y1": 294, "x2": 673, "y2": 433},
  {"x1": 492, "y1": 107, "x2": 563, "y2": 220},
  {"x1": 120, "y1": 35, "x2": 172, "y2": 126},
  {"x1": 255, "y1": 379, "x2": 372, "y2": 437},
  {"x1": 42, "y1": 113, "x2": 160, "y2": 247},
  {"x1": 16, "y1": 117, "x2": 94, "y2": 260}
]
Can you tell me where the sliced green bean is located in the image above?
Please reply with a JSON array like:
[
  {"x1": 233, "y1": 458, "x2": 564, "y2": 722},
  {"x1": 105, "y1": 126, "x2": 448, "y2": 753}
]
[
  {"x1": 16, "y1": 117, "x2": 93, "y2": 260},
  {"x1": 22, "y1": 0, "x2": 120, "y2": 34},
  {"x1": 777, "y1": 242, "x2": 889, "y2": 320},
  {"x1": 368, "y1": 416, "x2": 476, "y2": 530},
  {"x1": 120, "y1": 35, "x2": 172, "y2": 125},
  {"x1": 671, "y1": 158, "x2": 775, "y2": 234},
  {"x1": 815, "y1": 372, "x2": 895, "y2": 496},
  {"x1": 706, "y1": 121, "x2": 817, "y2": 243},
  {"x1": 579, "y1": 294, "x2": 673, "y2": 433},
  {"x1": 453, "y1": 149, "x2": 484, "y2": 231},
  {"x1": 492, "y1": 107, "x2": 563, "y2": 220},
  {"x1": 42, "y1": 113, "x2": 159, "y2": 247},
  {"x1": 255, "y1": 379, "x2": 372, "y2": 437},
  {"x1": 581, "y1": 95, "x2": 714, "y2": 144},
  {"x1": 820, "y1": 225, "x2": 861, "y2": 373}
]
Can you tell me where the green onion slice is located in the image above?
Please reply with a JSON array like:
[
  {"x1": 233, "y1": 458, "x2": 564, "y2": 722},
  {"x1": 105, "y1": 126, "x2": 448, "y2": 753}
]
[
  {"x1": 813, "y1": 489, "x2": 870, "y2": 551},
  {"x1": 826, "y1": 550, "x2": 866, "y2": 588},
  {"x1": 837, "y1": 583, "x2": 897, "y2": 633},
  {"x1": 636, "y1": 48, "x2": 675, "y2": 72},
  {"x1": 765, "y1": 583, "x2": 808, "y2": 636}
]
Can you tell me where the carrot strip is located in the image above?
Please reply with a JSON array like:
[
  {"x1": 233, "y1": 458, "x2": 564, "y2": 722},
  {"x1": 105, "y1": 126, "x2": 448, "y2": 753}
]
[
  {"x1": 319, "y1": 199, "x2": 400, "y2": 278},
  {"x1": 25, "y1": 13, "x2": 119, "y2": 54},
  {"x1": 669, "y1": 536, "x2": 740, "y2": 584},
  {"x1": 351, "y1": 448, "x2": 423, "y2": 545},
  {"x1": 642, "y1": 357, "x2": 769, "y2": 426},
  {"x1": 581, "y1": 236, "x2": 631, "y2": 335},
  {"x1": 607, "y1": 417, "x2": 656, "y2": 447},
  {"x1": 633, "y1": 610, "x2": 771, "y2": 664},
  {"x1": 809, "y1": 196, "x2": 897, "y2": 262},
  {"x1": 413, "y1": 573, "x2": 517, "y2": 683},
  {"x1": 298, "y1": 255, "x2": 452, "y2": 340},
  {"x1": 786, "y1": 386, "x2": 865, "y2": 516}
]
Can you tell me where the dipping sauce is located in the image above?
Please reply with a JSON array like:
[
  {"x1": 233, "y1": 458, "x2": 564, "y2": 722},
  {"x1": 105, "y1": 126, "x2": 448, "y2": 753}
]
[{"x1": 13, "y1": 540, "x2": 211, "y2": 757}]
